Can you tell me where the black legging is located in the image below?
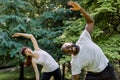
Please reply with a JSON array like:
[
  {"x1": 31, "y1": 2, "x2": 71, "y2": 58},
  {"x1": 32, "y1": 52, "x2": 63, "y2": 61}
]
[
  {"x1": 40, "y1": 68, "x2": 62, "y2": 80},
  {"x1": 85, "y1": 63, "x2": 118, "y2": 80}
]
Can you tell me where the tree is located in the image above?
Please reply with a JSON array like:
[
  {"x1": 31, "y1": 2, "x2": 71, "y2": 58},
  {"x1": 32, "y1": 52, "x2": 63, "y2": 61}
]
[
  {"x1": 0, "y1": 0, "x2": 120, "y2": 79},
  {"x1": 0, "y1": 0, "x2": 74, "y2": 79}
]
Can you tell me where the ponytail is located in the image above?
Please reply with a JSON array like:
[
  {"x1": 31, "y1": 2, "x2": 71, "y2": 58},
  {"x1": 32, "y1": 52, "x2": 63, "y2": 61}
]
[
  {"x1": 21, "y1": 47, "x2": 32, "y2": 66},
  {"x1": 25, "y1": 56, "x2": 32, "y2": 66}
]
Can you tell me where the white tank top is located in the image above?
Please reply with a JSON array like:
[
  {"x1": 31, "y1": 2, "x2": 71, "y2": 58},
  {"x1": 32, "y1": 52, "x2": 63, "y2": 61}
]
[{"x1": 32, "y1": 49, "x2": 59, "y2": 72}]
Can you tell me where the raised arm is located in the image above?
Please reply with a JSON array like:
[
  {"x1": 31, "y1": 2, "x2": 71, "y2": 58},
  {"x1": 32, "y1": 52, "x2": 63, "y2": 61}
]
[
  {"x1": 68, "y1": 1, "x2": 94, "y2": 33},
  {"x1": 12, "y1": 33, "x2": 40, "y2": 50},
  {"x1": 32, "y1": 61, "x2": 40, "y2": 80}
]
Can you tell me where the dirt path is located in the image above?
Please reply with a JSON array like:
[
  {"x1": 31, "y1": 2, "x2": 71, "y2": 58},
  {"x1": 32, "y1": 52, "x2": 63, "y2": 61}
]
[{"x1": 0, "y1": 67, "x2": 17, "y2": 72}]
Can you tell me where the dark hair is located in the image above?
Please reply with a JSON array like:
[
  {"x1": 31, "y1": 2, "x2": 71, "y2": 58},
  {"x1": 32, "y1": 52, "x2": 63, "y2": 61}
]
[
  {"x1": 21, "y1": 47, "x2": 32, "y2": 66},
  {"x1": 61, "y1": 43, "x2": 80, "y2": 55},
  {"x1": 61, "y1": 42, "x2": 74, "y2": 52},
  {"x1": 72, "y1": 44, "x2": 80, "y2": 54},
  {"x1": 21, "y1": 47, "x2": 27, "y2": 56}
]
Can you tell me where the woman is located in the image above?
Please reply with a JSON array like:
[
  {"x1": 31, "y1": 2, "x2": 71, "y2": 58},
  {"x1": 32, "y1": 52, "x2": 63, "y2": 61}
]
[{"x1": 12, "y1": 33, "x2": 62, "y2": 80}]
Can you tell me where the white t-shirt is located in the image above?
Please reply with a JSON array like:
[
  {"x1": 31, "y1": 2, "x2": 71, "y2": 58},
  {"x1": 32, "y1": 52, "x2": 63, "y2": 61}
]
[
  {"x1": 32, "y1": 49, "x2": 59, "y2": 72},
  {"x1": 71, "y1": 29, "x2": 109, "y2": 75}
]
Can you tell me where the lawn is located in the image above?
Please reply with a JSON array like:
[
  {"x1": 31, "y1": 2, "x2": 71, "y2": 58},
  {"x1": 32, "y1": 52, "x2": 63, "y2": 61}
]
[
  {"x1": 0, "y1": 64, "x2": 119, "y2": 80},
  {"x1": 0, "y1": 67, "x2": 35, "y2": 80},
  {"x1": 0, "y1": 70, "x2": 19, "y2": 80}
]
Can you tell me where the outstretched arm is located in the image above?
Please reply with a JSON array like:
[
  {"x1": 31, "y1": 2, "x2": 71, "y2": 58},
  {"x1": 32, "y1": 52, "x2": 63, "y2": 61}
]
[
  {"x1": 32, "y1": 61, "x2": 40, "y2": 80},
  {"x1": 12, "y1": 33, "x2": 40, "y2": 50},
  {"x1": 72, "y1": 74, "x2": 79, "y2": 80},
  {"x1": 68, "y1": 1, "x2": 94, "y2": 33}
]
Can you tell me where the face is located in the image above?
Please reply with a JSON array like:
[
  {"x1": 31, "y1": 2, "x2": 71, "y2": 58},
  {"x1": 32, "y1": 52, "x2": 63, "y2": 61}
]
[
  {"x1": 62, "y1": 44, "x2": 74, "y2": 55},
  {"x1": 24, "y1": 48, "x2": 33, "y2": 56}
]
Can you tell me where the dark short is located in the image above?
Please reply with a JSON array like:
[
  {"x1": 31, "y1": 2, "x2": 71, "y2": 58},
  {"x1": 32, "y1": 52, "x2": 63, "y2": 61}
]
[
  {"x1": 85, "y1": 63, "x2": 118, "y2": 80},
  {"x1": 40, "y1": 68, "x2": 62, "y2": 80}
]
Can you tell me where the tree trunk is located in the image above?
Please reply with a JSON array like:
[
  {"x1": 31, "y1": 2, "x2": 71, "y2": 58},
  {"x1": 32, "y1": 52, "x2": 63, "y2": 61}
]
[
  {"x1": 19, "y1": 62, "x2": 24, "y2": 80},
  {"x1": 62, "y1": 63, "x2": 65, "y2": 80}
]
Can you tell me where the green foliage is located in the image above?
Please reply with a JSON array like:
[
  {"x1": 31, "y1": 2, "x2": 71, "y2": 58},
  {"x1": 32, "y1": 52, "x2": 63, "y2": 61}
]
[
  {"x1": 96, "y1": 34, "x2": 120, "y2": 61},
  {"x1": 0, "y1": 0, "x2": 37, "y2": 66},
  {"x1": 57, "y1": 0, "x2": 120, "y2": 63},
  {"x1": 54, "y1": 19, "x2": 85, "y2": 44},
  {"x1": 0, "y1": 0, "x2": 71, "y2": 66},
  {"x1": 59, "y1": 55, "x2": 71, "y2": 64},
  {"x1": 0, "y1": 0, "x2": 120, "y2": 67},
  {"x1": 39, "y1": 8, "x2": 72, "y2": 28},
  {"x1": 0, "y1": 0, "x2": 34, "y2": 16}
]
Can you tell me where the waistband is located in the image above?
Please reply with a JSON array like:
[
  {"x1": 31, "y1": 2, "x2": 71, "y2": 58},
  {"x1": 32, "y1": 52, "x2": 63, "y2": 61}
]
[{"x1": 87, "y1": 62, "x2": 111, "y2": 75}]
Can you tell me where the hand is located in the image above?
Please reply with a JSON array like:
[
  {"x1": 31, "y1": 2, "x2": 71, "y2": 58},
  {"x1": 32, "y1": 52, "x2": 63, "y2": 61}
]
[
  {"x1": 67, "y1": 1, "x2": 82, "y2": 11},
  {"x1": 12, "y1": 33, "x2": 22, "y2": 37}
]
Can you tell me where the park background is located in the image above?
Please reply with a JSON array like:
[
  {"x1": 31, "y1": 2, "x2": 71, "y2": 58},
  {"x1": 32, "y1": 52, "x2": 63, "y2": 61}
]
[{"x1": 0, "y1": 0, "x2": 120, "y2": 80}]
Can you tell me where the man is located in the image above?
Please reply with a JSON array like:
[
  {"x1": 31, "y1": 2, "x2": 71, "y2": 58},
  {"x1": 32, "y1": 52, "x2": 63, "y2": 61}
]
[{"x1": 61, "y1": 1, "x2": 118, "y2": 80}]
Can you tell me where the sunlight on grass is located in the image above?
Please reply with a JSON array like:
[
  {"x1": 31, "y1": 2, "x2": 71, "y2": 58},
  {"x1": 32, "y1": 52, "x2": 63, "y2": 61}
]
[
  {"x1": 0, "y1": 71, "x2": 19, "y2": 80},
  {"x1": 0, "y1": 67, "x2": 35, "y2": 80}
]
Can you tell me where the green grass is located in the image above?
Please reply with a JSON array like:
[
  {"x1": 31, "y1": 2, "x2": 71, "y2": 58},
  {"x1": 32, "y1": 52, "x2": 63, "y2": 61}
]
[
  {"x1": 0, "y1": 67, "x2": 35, "y2": 80},
  {"x1": 0, "y1": 70, "x2": 19, "y2": 80}
]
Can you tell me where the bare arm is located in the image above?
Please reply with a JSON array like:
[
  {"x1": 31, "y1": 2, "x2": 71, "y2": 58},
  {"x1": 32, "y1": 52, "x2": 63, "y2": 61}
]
[
  {"x1": 72, "y1": 74, "x2": 79, "y2": 80},
  {"x1": 32, "y1": 61, "x2": 40, "y2": 80},
  {"x1": 12, "y1": 33, "x2": 40, "y2": 50},
  {"x1": 68, "y1": 1, "x2": 94, "y2": 33}
]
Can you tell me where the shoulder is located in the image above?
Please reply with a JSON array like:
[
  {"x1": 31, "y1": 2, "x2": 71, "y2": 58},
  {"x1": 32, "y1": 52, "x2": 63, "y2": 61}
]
[{"x1": 80, "y1": 29, "x2": 91, "y2": 40}]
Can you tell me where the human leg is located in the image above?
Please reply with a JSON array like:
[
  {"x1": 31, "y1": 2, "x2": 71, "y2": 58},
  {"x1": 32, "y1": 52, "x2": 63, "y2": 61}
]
[
  {"x1": 85, "y1": 62, "x2": 118, "y2": 80},
  {"x1": 85, "y1": 72, "x2": 102, "y2": 80},
  {"x1": 53, "y1": 68, "x2": 62, "y2": 80},
  {"x1": 40, "y1": 72, "x2": 52, "y2": 80},
  {"x1": 101, "y1": 63, "x2": 118, "y2": 80}
]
